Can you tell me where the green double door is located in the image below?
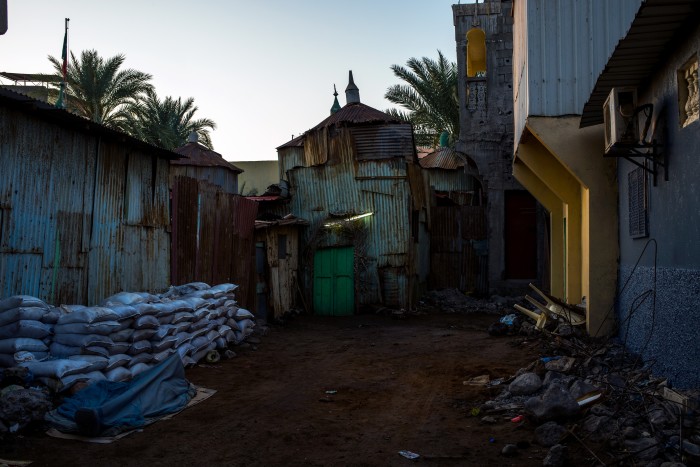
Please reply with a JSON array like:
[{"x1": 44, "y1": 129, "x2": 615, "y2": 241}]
[{"x1": 313, "y1": 247, "x2": 354, "y2": 316}]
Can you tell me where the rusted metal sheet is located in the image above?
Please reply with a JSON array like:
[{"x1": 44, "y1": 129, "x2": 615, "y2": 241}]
[
  {"x1": 255, "y1": 224, "x2": 301, "y2": 320},
  {"x1": 170, "y1": 176, "x2": 257, "y2": 307},
  {"x1": 1, "y1": 93, "x2": 173, "y2": 305},
  {"x1": 430, "y1": 205, "x2": 487, "y2": 294},
  {"x1": 170, "y1": 165, "x2": 239, "y2": 195}
]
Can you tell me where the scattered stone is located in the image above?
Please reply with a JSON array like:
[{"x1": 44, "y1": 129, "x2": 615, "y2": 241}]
[
  {"x1": 525, "y1": 385, "x2": 579, "y2": 423},
  {"x1": 554, "y1": 323, "x2": 575, "y2": 337},
  {"x1": 590, "y1": 404, "x2": 614, "y2": 417},
  {"x1": 543, "y1": 444, "x2": 568, "y2": 467},
  {"x1": 542, "y1": 371, "x2": 564, "y2": 388},
  {"x1": 569, "y1": 380, "x2": 599, "y2": 399},
  {"x1": 501, "y1": 444, "x2": 518, "y2": 457},
  {"x1": 480, "y1": 416, "x2": 498, "y2": 424},
  {"x1": 682, "y1": 439, "x2": 700, "y2": 458},
  {"x1": 624, "y1": 437, "x2": 660, "y2": 461},
  {"x1": 223, "y1": 350, "x2": 237, "y2": 359},
  {"x1": 509, "y1": 372, "x2": 542, "y2": 396},
  {"x1": 606, "y1": 373, "x2": 627, "y2": 390},
  {"x1": 623, "y1": 426, "x2": 640, "y2": 439},
  {"x1": 544, "y1": 356, "x2": 575, "y2": 373},
  {"x1": 534, "y1": 421, "x2": 567, "y2": 447},
  {"x1": 581, "y1": 414, "x2": 616, "y2": 442},
  {"x1": 0, "y1": 388, "x2": 52, "y2": 430}
]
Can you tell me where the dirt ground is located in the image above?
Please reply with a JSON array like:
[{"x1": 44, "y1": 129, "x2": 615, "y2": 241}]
[{"x1": 1, "y1": 311, "x2": 597, "y2": 466}]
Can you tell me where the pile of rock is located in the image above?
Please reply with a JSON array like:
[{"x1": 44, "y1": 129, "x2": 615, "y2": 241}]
[{"x1": 480, "y1": 328, "x2": 700, "y2": 466}]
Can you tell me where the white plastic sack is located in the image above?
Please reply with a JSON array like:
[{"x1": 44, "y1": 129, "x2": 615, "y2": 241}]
[
  {"x1": 0, "y1": 307, "x2": 48, "y2": 326},
  {"x1": 67, "y1": 355, "x2": 109, "y2": 372},
  {"x1": 100, "y1": 292, "x2": 145, "y2": 306},
  {"x1": 53, "y1": 333, "x2": 114, "y2": 349},
  {"x1": 54, "y1": 320, "x2": 120, "y2": 336},
  {"x1": 128, "y1": 340, "x2": 152, "y2": 356},
  {"x1": 57, "y1": 306, "x2": 120, "y2": 325},
  {"x1": 104, "y1": 366, "x2": 132, "y2": 382},
  {"x1": 134, "y1": 315, "x2": 159, "y2": 330},
  {"x1": 130, "y1": 362, "x2": 152, "y2": 377},
  {"x1": 20, "y1": 358, "x2": 94, "y2": 378},
  {"x1": 0, "y1": 320, "x2": 52, "y2": 339},
  {"x1": 0, "y1": 337, "x2": 48, "y2": 354},
  {"x1": 106, "y1": 354, "x2": 130, "y2": 371}
]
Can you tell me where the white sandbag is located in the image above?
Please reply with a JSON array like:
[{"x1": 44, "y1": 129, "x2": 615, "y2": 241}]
[
  {"x1": 151, "y1": 326, "x2": 174, "y2": 341},
  {"x1": 0, "y1": 296, "x2": 23, "y2": 313},
  {"x1": 205, "y1": 330, "x2": 220, "y2": 342},
  {"x1": 222, "y1": 329, "x2": 236, "y2": 344},
  {"x1": 152, "y1": 349, "x2": 176, "y2": 364},
  {"x1": 0, "y1": 307, "x2": 48, "y2": 326},
  {"x1": 173, "y1": 332, "x2": 192, "y2": 347},
  {"x1": 0, "y1": 320, "x2": 52, "y2": 339},
  {"x1": 226, "y1": 307, "x2": 240, "y2": 319},
  {"x1": 176, "y1": 342, "x2": 195, "y2": 358},
  {"x1": 67, "y1": 355, "x2": 109, "y2": 372},
  {"x1": 217, "y1": 324, "x2": 232, "y2": 334},
  {"x1": 60, "y1": 370, "x2": 106, "y2": 389},
  {"x1": 189, "y1": 327, "x2": 208, "y2": 340},
  {"x1": 226, "y1": 318, "x2": 241, "y2": 331},
  {"x1": 54, "y1": 320, "x2": 120, "y2": 336},
  {"x1": 106, "y1": 354, "x2": 130, "y2": 371},
  {"x1": 0, "y1": 337, "x2": 48, "y2": 354},
  {"x1": 104, "y1": 366, "x2": 132, "y2": 382},
  {"x1": 189, "y1": 318, "x2": 209, "y2": 332},
  {"x1": 100, "y1": 292, "x2": 145, "y2": 306},
  {"x1": 135, "y1": 292, "x2": 160, "y2": 303},
  {"x1": 52, "y1": 333, "x2": 114, "y2": 349},
  {"x1": 131, "y1": 329, "x2": 157, "y2": 342},
  {"x1": 172, "y1": 321, "x2": 191, "y2": 334},
  {"x1": 173, "y1": 282, "x2": 210, "y2": 296},
  {"x1": 172, "y1": 312, "x2": 194, "y2": 324},
  {"x1": 191, "y1": 335, "x2": 211, "y2": 353},
  {"x1": 181, "y1": 356, "x2": 197, "y2": 367},
  {"x1": 183, "y1": 289, "x2": 214, "y2": 300},
  {"x1": 82, "y1": 346, "x2": 111, "y2": 358},
  {"x1": 57, "y1": 306, "x2": 120, "y2": 325},
  {"x1": 109, "y1": 328, "x2": 134, "y2": 342},
  {"x1": 151, "y1": 336, "x2": 177, "y2": 353},
  {"x1": 109, "y1": 342, "x2": 131, "y2": 355},
  {"x1": 115, "y1": 318, "x2": 135, "y2": 331},
  {"x1": 40, "y1": 307, "x2": 62, "y2": 324},
  {"x1": 157, "y1": 314, "x2": 175, "y2": 325},
  {"x1": 193, "y1": 308, "x2": 209, "y2": 320},
  {"x1": 49, "y1": 342, "x2": 81, "y2": 358},
  {"x1": 234, "y1": 308, "x2": 255, "y2": 321},
  {"x1": 20, "y1": 358, "x2": 94, "y2": 378},
  {"x1": 128, "y1": 340, "x2": 151, "y2": 355},
  {"x1": 209, "y1": 283, "x2": 238, "y2": 295},
  {"x1": 128, "y1": 352, "x2": 153, "y2": 367},
  {"x1": 238, "y1": 318, "x2": 256, "y2": 336},
  {"x1": 182, "y1": 297, "x2": 209, "y2": 310},
  {"x1": 0, "y1": 351, "x2": 49, "y2": 367},
  {"x1": 134, "y1": 315, "x2": 159, "y2": 330},
  {"x1": 134, "y1": 302, "x2": 159, "y2": 316},
  {"x1": 130, "y1": 362, "x2": 152, "y2": 377},
  {"x1": 106, "y1": 305, "x2": 138, "y2": 321},
  {"x1": 214, "y1": 337, "x2": 227, "y2": 349},
  {"x1": 191, "y1": 343, "x2": 216, "y2": 364}
]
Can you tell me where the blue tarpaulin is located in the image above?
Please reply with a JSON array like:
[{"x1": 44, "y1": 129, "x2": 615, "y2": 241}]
[{"x1": 46, "y1": 353, "x2": 196, "y2": 436}]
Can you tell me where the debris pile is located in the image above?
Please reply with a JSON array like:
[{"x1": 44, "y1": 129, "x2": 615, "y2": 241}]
[
  {"x1": 478, "y1": 323, "x2": 700, "y2": 466},
  {"x1": 421, "y1": 288, "x2": 522, "y2": 314}
]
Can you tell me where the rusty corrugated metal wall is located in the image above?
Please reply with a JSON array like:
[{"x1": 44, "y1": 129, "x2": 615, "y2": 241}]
[
  {"x1": 171, "y1": 176, "x2": 257, "y2": 307},
  {"x1": 430, "y1": 205, "x2": 488, "y2": 295},
  {"x1": 0, "y1": 104, "x2": 171, "y2": 305},
  {"x1": 280, "y1": 125, "x2": 427, "y2": 311},
  {"x1": 169, "y1": 165, "x2": 238, "y2": 195}
]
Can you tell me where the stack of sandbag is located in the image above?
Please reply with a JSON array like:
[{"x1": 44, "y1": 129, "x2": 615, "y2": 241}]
[
  {"x1": 0, "y1": 296, "x2": 56, "y2": 367},
  {"x1": 1, "y1": 282, "x2": 257, "y2": 391}
]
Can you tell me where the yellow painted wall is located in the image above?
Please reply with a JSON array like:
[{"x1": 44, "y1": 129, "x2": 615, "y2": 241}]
[
  {"x1": 232, "y1": 160, "x2": 279, "y2": 196},
  {"x1": 514, "y1": 117, "x2": 618, "y2": 335}
]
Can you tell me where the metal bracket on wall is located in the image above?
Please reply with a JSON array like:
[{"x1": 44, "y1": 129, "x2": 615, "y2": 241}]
[{"x1": 605, "y1": 140, "x2": 666, "y2": 186}]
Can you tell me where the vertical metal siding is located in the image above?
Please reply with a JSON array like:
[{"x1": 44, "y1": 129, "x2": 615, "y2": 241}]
[
  {"x1": 514, "y1": 0, "x2": 642, "y2": 140},
  {"x1": 1, "y1": 104, "x2": 172, "y2": 305}
]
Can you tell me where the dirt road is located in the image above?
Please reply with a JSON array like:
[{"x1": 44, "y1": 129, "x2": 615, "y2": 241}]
[{"x1": 2, "y1": 312, "x2": 575, "y2": 466}]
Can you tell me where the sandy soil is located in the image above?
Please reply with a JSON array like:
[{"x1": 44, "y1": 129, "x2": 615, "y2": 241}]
[{"x1": 0, "y1": 312, "x2": 595, "y2": 466}]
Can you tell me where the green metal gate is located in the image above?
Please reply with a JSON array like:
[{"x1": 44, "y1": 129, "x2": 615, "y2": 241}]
[{"x1": 313, "y1": 247, "x2": 354, "y2": 316}]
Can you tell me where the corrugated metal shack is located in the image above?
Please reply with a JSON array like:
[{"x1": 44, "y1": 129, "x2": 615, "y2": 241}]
[
  {"x1": 0, "y1": 88, "x2": 177, "y2": 305},
  {"x1": 276, "y1": 73, "x2": 430, "y2": 314},
  {"x1": 419, "y1": 147, "x2": 487, "y2": 294},
  {"x1": 171, "y1": 134, "x2": 243, "y2": 195},
  {"x1": 171, "y1": 137, "x2": 257, "y2": 307}
]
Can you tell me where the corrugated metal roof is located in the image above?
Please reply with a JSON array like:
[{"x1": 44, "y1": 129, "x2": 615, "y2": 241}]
[
  {"x1": 311, "y1": 102, "x2": 403, "y2": 130},
  {"x1": 418, "y1": 147, "x2": 478, "y2": 170},
  {"x1": 172, "y1": 141, "x2": 243, "y2": 173},
  {"x1": 0, "y1": 87, "x2": 181, "y2": 160},
  {"x1": 0, "y1": 72, "x2": 60, "y2": 83},
  {"x1": 276, "y1": 134, "x2": 305, "y2": 150},
  {"x1": 580, "y1": 0, "x2": 700, "y2": 128}
]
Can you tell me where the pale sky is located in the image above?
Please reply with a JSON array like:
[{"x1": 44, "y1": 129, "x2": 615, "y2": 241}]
[{"x1": 0, "y1": 1, "x2": 468, "y2": 161}]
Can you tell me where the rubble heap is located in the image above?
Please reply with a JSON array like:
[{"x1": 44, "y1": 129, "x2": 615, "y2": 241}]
[{"x1": 481, "y1": 319, "x2": 700, "y2": 466}]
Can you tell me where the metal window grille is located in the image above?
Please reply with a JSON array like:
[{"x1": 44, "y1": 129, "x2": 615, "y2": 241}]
[{"x1": 628, "y1": 167, "x2": 648, "y2": 238}]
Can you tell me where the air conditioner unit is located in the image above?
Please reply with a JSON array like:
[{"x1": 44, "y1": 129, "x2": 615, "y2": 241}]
[{"x1": 603, "y1": 87, "x2": 638, "y2": 153}]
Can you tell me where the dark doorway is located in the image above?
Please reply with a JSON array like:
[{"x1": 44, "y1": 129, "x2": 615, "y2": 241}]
[{"x1": 504, "y1": 190, "x2": 538, "y2": 279}]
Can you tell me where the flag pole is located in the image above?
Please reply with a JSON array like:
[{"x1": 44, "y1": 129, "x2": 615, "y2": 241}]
[{"x1": 55, "y1": 18, "x2": 69, "y2": 109}]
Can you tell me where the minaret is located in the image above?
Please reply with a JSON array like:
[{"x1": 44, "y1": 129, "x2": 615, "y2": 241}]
[
  {"x1": 345, "y1": 70, "x2": 360, "y2": 104},
  {"x1": 330, "y1": 84, "x2": 341, "y2": 114}
]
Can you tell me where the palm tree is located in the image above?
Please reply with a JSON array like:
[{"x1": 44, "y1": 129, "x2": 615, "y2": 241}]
[
  {"x1": 385, "y1": 50, "x2": 459, "y2": 147},
  {"x1": 49, "y1": 49, "x2": 152, "y2": 129},
  {"x1": 125, "y1": 88, "x2": 216, "y2": 150}
]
